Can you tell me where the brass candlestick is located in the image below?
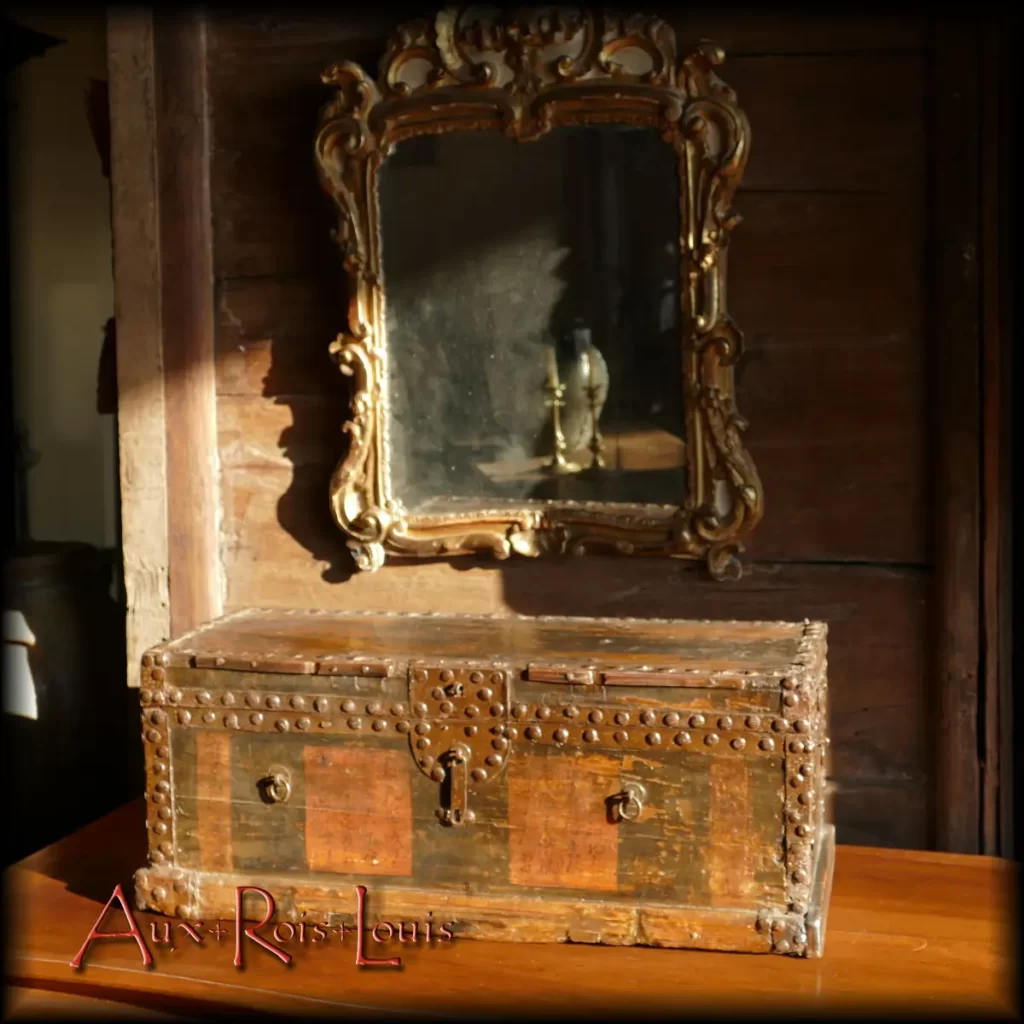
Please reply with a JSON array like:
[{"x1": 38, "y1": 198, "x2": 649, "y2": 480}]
[
  {"x1": 543, "y1": 346, "x2": 580, "y2": 475},
  {"x1": 582, "y1": 351, "x2": 606, "y2": 471}
]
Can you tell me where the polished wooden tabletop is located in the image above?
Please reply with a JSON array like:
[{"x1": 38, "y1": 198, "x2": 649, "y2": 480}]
[{"x1": 4, "y1": 800, "x2": 1018, "y2": 1019}]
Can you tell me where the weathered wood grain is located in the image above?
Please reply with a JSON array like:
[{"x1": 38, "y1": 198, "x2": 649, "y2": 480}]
[
  {"x1": 196, "y1": 731, "x2": 232, "y2": 873},
  {"x1": 153, "y1": 12, "x2": 223, "y2": 636},
  {"x1": 507, "y1": 752, "x2": 620, "y2": 891},
  {"x1": 932, "y1": 17, "x2": 982, "y2": 854},
  {"x1": 107, "y1": 13, "x2": 170, "y2": 687},
  {"x1": 304, "y1": 746, "x2": 413, "y2": 876}
]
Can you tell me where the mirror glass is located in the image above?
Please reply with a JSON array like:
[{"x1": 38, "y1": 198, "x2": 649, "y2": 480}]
[{"x1": 378, "y1": 124, "x2": 685, "y2": 514}]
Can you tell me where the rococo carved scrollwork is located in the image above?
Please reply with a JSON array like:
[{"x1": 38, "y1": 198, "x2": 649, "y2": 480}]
[{"x1": 315, "y1": 6, "x2": 763, "y2": 579}]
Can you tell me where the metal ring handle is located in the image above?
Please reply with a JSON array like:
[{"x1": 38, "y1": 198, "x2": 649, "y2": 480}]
[
  {"x1": 263, "y1": 772, "x2": 292, "y2": 804},
  {"x1": 617, "y1": 783, "x2": 646, "y2": 822}
]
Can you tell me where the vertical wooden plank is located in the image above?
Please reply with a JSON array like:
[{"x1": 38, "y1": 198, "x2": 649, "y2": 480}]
[
  {"x1": 508, "y1": 752, "x2": 619, "y2": 892},
  {"x1": 107, "y1": 13, "x2": 170, "y2": 686},
  {"x1": 153, "y1": 11, "x2": 222, "y2": 636},
  {"x1": 304, "y1": 746, "x2": 413, "y2": 876},
  {"x1": 195, "y1": 731, "x2": 232, "y2": 872},
  {"x1": 707, "y1": 758, "x2": 756, "y2": 906},
  {"x1": 931, "y1": 15, "x2": 982, "y2": 853},
  {"x1": 981, "y1": 12, "x2": 1016, "y2": 858}
]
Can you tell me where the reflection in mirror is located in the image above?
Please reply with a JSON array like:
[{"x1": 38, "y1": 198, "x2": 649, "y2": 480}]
[{"x1": 379, "y1": 125, "x2": 684, "y2": 514}]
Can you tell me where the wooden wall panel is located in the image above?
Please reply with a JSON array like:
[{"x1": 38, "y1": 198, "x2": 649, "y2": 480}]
[{"x1": 192, "y1": 11, "x2": 941, "y2": 850}]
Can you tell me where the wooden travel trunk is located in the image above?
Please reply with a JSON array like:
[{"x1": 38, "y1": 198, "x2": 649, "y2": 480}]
[{"x1": 135, "y1": 610, "x2": 834, "y2": 957}]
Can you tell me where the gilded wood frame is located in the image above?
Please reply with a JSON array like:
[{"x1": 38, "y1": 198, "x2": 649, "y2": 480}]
[{"x1": 314, "y1": 8, "x2": 762, "y2": 579}]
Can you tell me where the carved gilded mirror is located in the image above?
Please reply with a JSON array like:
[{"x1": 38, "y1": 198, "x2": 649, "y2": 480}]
[{"x1": 315, "y1": 7, "x2": 762, "y2": 579}]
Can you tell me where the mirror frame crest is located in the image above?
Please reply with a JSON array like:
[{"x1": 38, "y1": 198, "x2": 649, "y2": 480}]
[{"x1": 314, "y1": 6, "x2": 762, "y2": 579}]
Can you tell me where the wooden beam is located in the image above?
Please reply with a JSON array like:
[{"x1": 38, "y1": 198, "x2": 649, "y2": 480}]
[
  {"x1": 108, "y1": 12, "x2": 170, "y2": 686},
  {"x1": 931, "y1": 15, "x2": 982, "y2": 853},
  {"x1": 980, "y1": 12, "x2": 1016, "y2": 858},
  {"x1": 153, "y1": 11, "x2": 222, "y2": 636}
]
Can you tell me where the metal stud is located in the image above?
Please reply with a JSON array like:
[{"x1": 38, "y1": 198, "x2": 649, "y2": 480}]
[
  {"x1": 153, "y1": 822, "x2": 168, "y2": 835},
  {"x1": 646, "y1": 731, "x2": 662, "y2": 746},
  {"x1": 614, "y1": 711, "x2": 630, "y2": 725},
  {"x1": 525, "y1": 726, "x2": 541, "y2": 740},
  {"x1": 290, "y1": 696, "x2": 307, "y2": 710},
  {"x1": 465, "y1": 725, "x2": 478, "y2": 736},
  {"x1": 224, "y1": 714, "x2": 239, "y2": 729},
  {"x1": 431, "y1": 687, "x2": 444, "y2": 700},
  {"x1": 663, "y1": 711, "x2": 680, "y2": 727},
  {"x1": 314, "y1": 697, "x2": 330, "y2": 713},
  {"x1": 640, "y1": 710, "x2": 657, "y2": 726},
  {"x1": 150, "y1": 709, "x2": 166, "y2": 725},
  {"x1": 783, "y1": 693, "x2": 799, "y2": 707},
  {"x1": 794, "y1": 719, "x2": 810, "y2": 733},
  {"x1": 176, "y1": 709, "x2": 191, "y2": 726},
  {"x1": 689, "y1": 713, "x2": 705, "y2": 728},
  {"x1": 492, "y1": 737, "x2": 509, "y2": 751},
  {"x1": 792, "y1": 868, "x2": 809, "y2": 884},
  {"x1": 491, "y1": 671, "x2": 504, "y2": 684},
  {"x1": 372, "y1": 719, "x2": 387, "y2": 732},
  {"x1": 465, "y1": 705, "x2": 480, "y2": 718},
  {"x1": 704, "y1": 733, "x2": 719, "y2": 747},
  {"x1": 275, "y1": 719, "x2": 290, "y2": 732},
  {"x1": 589, "y1": 710, "x2": 604, "y2": 724},
  {"x1": 415, "y1": 722, "x2": 430, "y2": 735},
  {"x1": 614, "y1": 730, "x2": 628, "y2": 744},
  {"x1": 731, "y1": 737, "x2": 746, "y2": 750},
  {"x1": 266, "y1": 695, "x2": 281, "y2": 709},
  {"x1": 296, "y1": 718, "x2": 311, "y2": 731},
  {"x1": 416, "y1": 737, "x2": 430, "y2": 750},
  {"x1": 512, "y1": 704, "x2": 528, "y2": 718},
  {"x1": 140, "y1": 690, "x2": 152, "y2": 703},
  {"x1": 391, "y1": 703, "x2": 407, "y2": 716},
  {"x1": 168, "y1": 689, "x2": 183, "y2": 704},
  {"x1": 246, "y1": 693, "x2": 261, "y2": 708},
  {"x1": 412, "y1": 669, "x2": 428, "y2": 684},
  {"x1": 202, "y1": 711, "x2": 216, "y2": 723},
  {"x1": 222, "y1": 692, "x2": 236, "y2": 707},
  {"x1": 776, "y1": 938, "x2": 792, "y2": 954},
  {"x1": 430, "y1": 764, "x2": 445, "y2": 781},
  {"x1": 477, "y1": 687, "x2": 493, "y2": 701},
  {"x1": 347, "y1": 716, "x2": 362, "y2": 729},
  {"x1": 413, "y1": 702, "x2": 429, "y2": 717},
  {"x1": 439, "y1": 701, "x2": 454, "y2": 714},
  {"x1": 789, "y1": 740, "x2": 805, "y2": 753},
  {"x1": 537, "y1": 707, "x2": 552, "y2": 720},
  {"x1": 674, "y1": 731, "x2": 691, "y2": 746},
  {"x1": 772, "y1": 719, "x2": 788, "y2": 732},
  {"x1": 490, "y1": 703, "x2": 505, "y2": 717},
  {"x1": 718, "y1": 715, "x2": 733, "y2": 730},
  {"x1": 553, "y1": 727, "x2": 569, "y2": 743},
  {"x1": 396, "y1": 721, "x2": 410, "y2": 733},
  {"x1": 470, "y1": 671, "x2": 484, "y2": 685},
  {"x1": 152, "y1": 668, "x2": 166, "y2": 683},
  {"x1": 154, "y1": 762, "x2": 167, "y2": 774},
  {"x1": 565, "y1": 706, "x2": 580, "y2": 719},
  {"x1": 145, "y1": 729, "x2": 161, "y2": 743},
  {"x1": 342, "y1": 699, "x2": 357, "y2": 713},
  {"x1": 582, "y1": 729, "x2": 598, "y2": 743},
  {"x1": 439, "y1": 669, "x2": 454, "y2": 683},
  {"x1": 745, "y1": 715, "x2": 761, "y2": 729},
  {"x1": 759, "y1": 736, "x2": 775, "y2": 751},
  {"x1": 485, "y1": 753, "x2": 503, "y2": 767},
  {"x1": 471, "y1": 767, "x2": 488, "y2": 782}
]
